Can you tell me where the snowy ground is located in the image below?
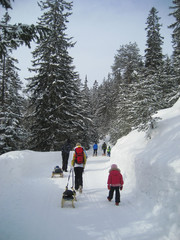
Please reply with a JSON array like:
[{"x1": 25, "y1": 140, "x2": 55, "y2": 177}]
[{"x1": 1, "y1": 100, "x2": 180, "y2": 240}]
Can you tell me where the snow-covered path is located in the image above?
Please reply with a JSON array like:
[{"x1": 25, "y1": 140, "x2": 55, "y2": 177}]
[
  {"x1": 1, "y1": 94, "x2": 180, "y2": 240},
  {"x1": 0, "y1": 150, "x2": 142, "y2": 240},
  {"x1": 1, "y1": 100, "x2": 180, "y2": 240}
]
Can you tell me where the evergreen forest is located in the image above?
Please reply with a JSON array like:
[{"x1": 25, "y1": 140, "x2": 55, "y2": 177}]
[{"x1": 0, "y1": 0, "x2": 180, "y2": 154}]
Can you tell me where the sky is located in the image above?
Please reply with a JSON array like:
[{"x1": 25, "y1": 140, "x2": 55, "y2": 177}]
[
  {"x1": 4, "y1": 0, "x2": 174, "y2": 87},
  {"x1": 0, "y1": 97, "x2": 180, "y2": 239}
]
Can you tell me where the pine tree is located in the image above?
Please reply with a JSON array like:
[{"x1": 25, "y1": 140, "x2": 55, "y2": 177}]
[
  {"x1": 80, "y1": 76, "x2": 96, "y2": 148},
  {"x1": 109, "y1": 81, "x2": 134, "y2": 144},
  {"x1": 26, "y1": 0, "x2": 85, "y2": 151},
  {"x1": 95, "y1": 78, "x2": 113, "y2": 138},
  {"x1": 90, "y1": 80, "x2": 99, "y2": 142},
  {"x1": 0, "y1": 12, "x2": 25, "y2": 154},
  {"x1": 169, "y1": 0, "x2": 180, "y2": 85},
  {"x1": 159, "y1": 55, "x2": 178, "y2": 107},
  {"x1": 112, "y1": 42, "x2": 143, "y2": 84},
  {"x1": 144, "y1": 7, "x2": 164, "y2": 71},
  {"x1": 0, "y1": 1, "x2": 48, "y2": 59},
  {"x1": 0, "y1": 0, "x2": 13, "y2": 9},
  {"x1": 109, "y1": 43, "x2": 143, "y2": 143}
]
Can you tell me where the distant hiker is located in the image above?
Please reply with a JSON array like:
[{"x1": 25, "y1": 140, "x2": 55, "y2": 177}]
[
  {"x1": 61, "y1": 139, "x2": 71, "y2": 172},
  {"x1": 71, "y1": 143, "x2": 87, "y2": 192},
  {"x1": 102, "y1": 142, "x2": 107, "y2": 156},
  {"x1": 107, "y1": 164, "x2": 124, "y2": 206},
  {"x1": 93, "y1": 143, "x2": 98, "y2": 156},
  {"x1": 107, "y1": 146, "x2": 111, "y2": 157}
]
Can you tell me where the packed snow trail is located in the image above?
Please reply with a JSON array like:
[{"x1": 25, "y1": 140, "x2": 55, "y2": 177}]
[
  {"x1": 0, "y1": 150, "x2": 143, "y2": 240},
  {"x1": 1, "y1": 100, "x2": 180, "y2": 239},
  {"x1": 1, "y1": 97, "x2": 180, "y2": 240}
]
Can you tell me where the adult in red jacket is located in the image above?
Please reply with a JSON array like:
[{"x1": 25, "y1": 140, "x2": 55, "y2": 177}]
[{"x1": 107, "y1": 164, "x2": 124, "y2": 205}]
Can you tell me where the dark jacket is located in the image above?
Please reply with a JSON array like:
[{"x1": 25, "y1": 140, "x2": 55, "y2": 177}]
[{"x1": 62, "y1": 141, "x2": 71, "y2": 154}]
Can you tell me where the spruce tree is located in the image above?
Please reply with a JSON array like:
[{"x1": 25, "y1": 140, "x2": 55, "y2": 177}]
[
  {"x1": 169, "y1": 0, "x2": 180, "y2": 85},
  {"x1": 0, "y1": 0, "x2": 48, "y2": 59},
  {"x1": 109, "y1": 43, "x2": 143, "y2": 143},
  {"x1": 144, "y1": 7, "x2": 164, "y2": 71},
  {"x1": 0, "y1": 12, "x2": 25, "y2": 154},
  {"x1": 80, "y1": 76, "x2": 95, "y2": 148},
  {"x1": 26, "y1": 0, "x2": 85, "y2": 151},
  {"x1": 112, "y1": 42, "x2": 143, "y2": 84},
  {"x1": 95, "y1": 78, "x2": 113, "y2": 138},
  {"x1": 90, "y1": 80, "x2": 99, "y2": 142},
  {"x1": 0, "y1": 0, "x2": 13, "y2": 9}
]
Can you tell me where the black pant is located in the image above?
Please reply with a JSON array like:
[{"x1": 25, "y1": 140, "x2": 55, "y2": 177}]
[
  {"x1": 74, "y1": 167, "x2": 84, "y2": 190},
  {"x1": 108, "y1": 186, "x2": 120, "y2": 203},
  {"x1": 62, "y1": 152, "x2": 69, "y2": 171},
  {"x1": 93, "y1": 149, "x2": 97, "y2": 156}
]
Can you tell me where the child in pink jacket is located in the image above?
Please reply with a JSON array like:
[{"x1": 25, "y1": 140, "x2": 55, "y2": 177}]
[{"x1": 107, "y1": 164, "x2": 124, "y2": 206}]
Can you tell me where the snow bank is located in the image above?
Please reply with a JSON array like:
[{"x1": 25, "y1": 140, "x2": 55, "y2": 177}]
[{"x1": 110, "y1": 98, "x2": 180, "y2": 239}]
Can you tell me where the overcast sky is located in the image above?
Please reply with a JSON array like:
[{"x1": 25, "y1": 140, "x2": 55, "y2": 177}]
[{"x1": 5, "y1": 0, "x2": 174, "y2": 87}]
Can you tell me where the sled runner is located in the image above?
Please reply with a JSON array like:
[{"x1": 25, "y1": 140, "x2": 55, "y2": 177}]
[
  {"x1": 61, "y1": 168, "x2": 77, "y2": 208},
  {"x1": 51, "y1": 166, "x2": 63, "y2": 178}
]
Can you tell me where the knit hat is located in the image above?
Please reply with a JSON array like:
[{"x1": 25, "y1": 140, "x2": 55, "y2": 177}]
[
  {"x1": 111, "y1": 164, "x2": 117, "y2": 169},
  {"x1": 76, "y1": 143, "x2": 81, "y2": 146}
]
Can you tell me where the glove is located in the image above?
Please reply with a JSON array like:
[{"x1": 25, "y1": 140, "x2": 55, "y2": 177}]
[
  {"x1": 120, "y1": 186, "x2": 123, "y2": 190},
  {"x1": 108, "y1": 185, "x2": 111, "y2": 190}
]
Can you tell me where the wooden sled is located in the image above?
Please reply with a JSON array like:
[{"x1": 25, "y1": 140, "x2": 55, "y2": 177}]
[
  {"x1": 61, "y1": 188, "x2": 76, "y2": 208},
  {"x1": 51, "y1": 166, "x2": 63, "y2": 178},
  {"x1": 51, "y1": 171, "x2": 63, "y2": 178}
]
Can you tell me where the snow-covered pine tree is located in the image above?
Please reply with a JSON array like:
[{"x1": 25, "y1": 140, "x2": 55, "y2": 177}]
[
  {"x1": 95, "y1": 78, "x2": 114, "y2": 139},
  {"x1": 0, "y1": 0, "x2": 13, "y2": 9},
  {"x1": 144, "y1": 7, "x2": 164, "y2": 71},
  {"x1": 90, "y1": 80, "x2": 99, "y2": 114},
  {"x1": 109, "y1": 81, "x2": 134, "y2": 144},
  {"x1": 105, "y1": 73, "x2": 118, "y2": 125},
  {"x1": 169, "y1": 0, "x2": 180, "y2": 86},
  {"x1": 0, "y1": 1, "x2": 48, "y2": 59},
  {"x1": 90, "y1": 80, "x2": 99, "y2": 142},
  {"x1": 131, "y1": 72, "x2": 162, "y2": 131},
  {"x1": 25, "y1": 0, "x2": 85, "y2": 151},
  {"x1": 158, "y1": 55, "x2": 178, "y2": 108},
  {"x1": 112, "y1": 42, "x2": 143, "y2": 84},
  {"x1": 0, "y1": 12, "x2": 25, "y2": 155},
  {"x1": 79, "y1": 76, "x2": 96, "y2": 149},
  {"x1": 128, "y1": 7, "x2": 176, "y2": 133},
  {"x1": 136, "y1": 7, "x2": 166, "y2": 132},
  {"x1": 109, "y1": 43, "x2": 143, "y2": 143}
]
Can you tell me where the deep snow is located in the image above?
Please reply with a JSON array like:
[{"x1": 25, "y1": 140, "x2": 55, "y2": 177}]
[{"x1": 0, "y1": 99, "x2": 180, "y2": 240}]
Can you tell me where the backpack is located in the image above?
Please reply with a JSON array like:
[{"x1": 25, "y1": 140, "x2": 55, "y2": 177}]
[{"x1": 75, "y1": 147, "x2": 84, "y2": 164}]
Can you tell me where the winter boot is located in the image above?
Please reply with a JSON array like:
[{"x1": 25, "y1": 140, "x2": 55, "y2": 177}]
[{"x1": 107, "y1": 197, "x2": 111, "y2": 202}]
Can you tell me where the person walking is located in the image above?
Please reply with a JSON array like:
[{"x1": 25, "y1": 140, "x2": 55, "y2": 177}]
[
  {"x1": 107, "y1": 146, "x2": 111, "y2": 157},
  {"x1": 102, "y1": 142, "x2": 107, "y2": 156},
  {"x1": 93, "y1": 143, "x2": 98, "y2": 156},
  {"x1": 61, "y1": 139, "x2": 71, "y2": 172},
  {"x1": 107, "y1": 164, "x2": 124, "y2": 206},
  {"x1": 71, "y1": 143, "x2": 87, "y2": 193}
]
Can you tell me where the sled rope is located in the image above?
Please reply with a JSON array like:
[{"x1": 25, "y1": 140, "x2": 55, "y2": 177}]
[
  {"x1": 66, "y1": 167, "x2": 75, "y2": 190},
  {"x1": 66, "y1": 168, "x2": 72, "y2": 189},
  {"x1": 71, "y1": 168, "x2": 75, "y2": 189}
]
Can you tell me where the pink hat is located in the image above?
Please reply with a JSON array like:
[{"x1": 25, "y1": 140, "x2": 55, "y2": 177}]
[{"x1": 111, "y1": 164, "x2": 117, "y2": 169}]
